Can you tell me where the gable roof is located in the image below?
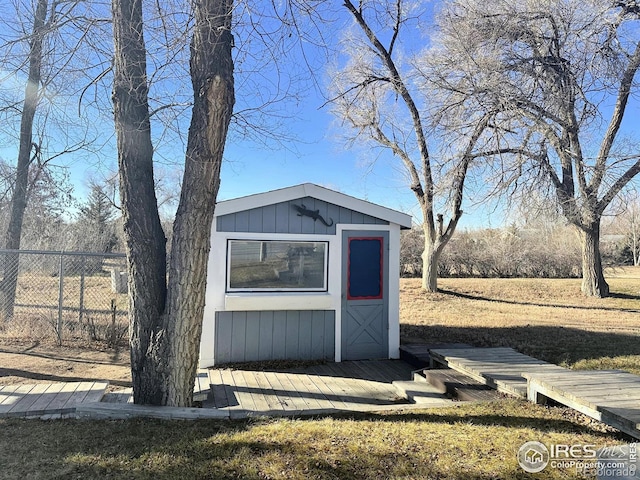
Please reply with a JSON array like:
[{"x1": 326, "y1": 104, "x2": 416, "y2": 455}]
[{"x1": 215, "y1": 183, "x2": 412, "y2": 228}]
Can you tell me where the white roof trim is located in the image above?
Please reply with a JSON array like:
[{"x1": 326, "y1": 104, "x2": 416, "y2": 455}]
[{"x1": 215, "y1": 183, "x2": 412, "y2": 228}]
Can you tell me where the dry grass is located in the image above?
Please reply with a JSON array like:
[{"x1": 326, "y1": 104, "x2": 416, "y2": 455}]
[
  {"x1": 401, "y1": 266, "x2": 640, "y2": 374},
  {"x1": 0, "y1": 400, "x2": 629, "y2": 479},
  {"x1": 2, "y1": 273, "x2": 128, "y2": 347},
  {"x1": 13, "y1": 273, "x2": 128, "y2": 312}
]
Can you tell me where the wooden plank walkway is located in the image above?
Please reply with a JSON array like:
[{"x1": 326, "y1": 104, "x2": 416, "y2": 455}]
[
  {"x1": 0, "y1": 381, "x2": 108, "y2": 418},
  {"x1": 429, "y1": 347, "x2": 567, "y2": 397},
  {"x1": 430, "y1": 346, "x2": 640, "y2": 440},
  {"x1": 526, "y1": 370, "x2": 640, "y2": 440},
  {"x1": 1, "y1": 369, "x2": 209, "y2": 416}
]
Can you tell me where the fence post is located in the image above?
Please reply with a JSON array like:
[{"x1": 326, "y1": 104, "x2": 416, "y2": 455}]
[
  {"x1": 78, "y1": 255, "x2": 86, "y2": 325},
  {"x1": 57, "y1": 252, "x2": 64, "y2": 345}
]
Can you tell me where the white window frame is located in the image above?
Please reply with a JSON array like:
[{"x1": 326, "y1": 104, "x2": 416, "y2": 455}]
[{"x1": 226, "y1": 239, "x2": 329, "y2": 293}]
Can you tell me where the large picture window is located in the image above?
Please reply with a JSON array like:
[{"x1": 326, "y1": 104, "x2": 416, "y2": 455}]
[{"x1": 227, "y1": 240, "x2": 328, "y2": 292}]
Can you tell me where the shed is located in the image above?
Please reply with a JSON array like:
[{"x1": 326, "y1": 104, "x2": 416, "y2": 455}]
[{"x1": 199, "y1": 183, "x2": 412, "y2": 367}]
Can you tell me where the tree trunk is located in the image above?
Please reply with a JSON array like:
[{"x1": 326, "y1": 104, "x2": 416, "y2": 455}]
[
  {"x1": 421, "y1": 244, "x2": 441, "y2": 292},
  {"x1": 577, "y1": 223, "x2": 609, "y2": 297},
  {"x1": 632, "y1": 218, "x2": 639, "y2": 267},
  {"x1": 163, "y1": 0, "x2": 234, "y2": 407},
  {"x1": 421, "y1": 223, "x2": 445, "y2": 293},
  {"x1": 112, "y1": 0, "x2": 169, "y2": 405},
  {"x1": 1, "y1": 0, "x2": 48, "y2": 322},
  {"x1": 112, "y1": 0, "x2": 234, "y2": 406}
]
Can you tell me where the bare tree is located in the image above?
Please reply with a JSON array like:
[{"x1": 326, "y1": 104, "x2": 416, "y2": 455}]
[
  {"x1": 430, "y1": 0, "x2": 640, "y2": 296},
  {"x1": 0, "y1": 0, "x2": 107, "y2": 320},
  {"x1": 112, "y1": 0, "x2": 234, "y2": 405},
  {"x1": 328, "y1": 0, "x2": 492, "y2": 292},
  {"x1": 0, "y1": 0, "x2": 50, "y2": 322}
]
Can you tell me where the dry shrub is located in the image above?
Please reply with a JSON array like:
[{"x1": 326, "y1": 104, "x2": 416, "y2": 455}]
[
  {"x1": 0, "y1": 312, "x2": 55, "y2": 342},
  {"x1": 85, "y1": 312, "x2": 128, "y2": 348},
  {"x1": 401, "y1": 225, "x2": 582, "y2": 278},
  {"x1": 0, "y1": 309, "x2": 128, "y2": 348}
]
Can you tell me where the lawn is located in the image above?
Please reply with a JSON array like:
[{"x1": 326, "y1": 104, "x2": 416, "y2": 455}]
[
  {"x1": 0, "y1": 401, "x2": 627, "y2": 479},
  {"x1": 1, "y1": 269, "x2": 638, "y2": 479},
  {"x1": 400, "y1": 267, "x2": 640, "y2": 374}
]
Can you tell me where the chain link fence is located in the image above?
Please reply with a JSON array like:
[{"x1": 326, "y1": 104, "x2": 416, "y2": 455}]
[{"x1": 0, "y1": 249, "x2": 129, "y2": 346}]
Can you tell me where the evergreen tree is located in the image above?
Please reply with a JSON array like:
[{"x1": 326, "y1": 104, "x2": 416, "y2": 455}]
[{"x1": 75, "y1": 184, "x2": 118, "y2": 254}]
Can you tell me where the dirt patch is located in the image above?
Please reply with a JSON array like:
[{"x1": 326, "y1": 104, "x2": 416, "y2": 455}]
[{"x1": 0, "y1": 339, "x2": 131, "y2": 391}]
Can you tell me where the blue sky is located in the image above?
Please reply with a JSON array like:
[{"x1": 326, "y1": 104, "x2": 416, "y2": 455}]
[
  {"x1": 11, "y1": 0, "x2": 632, "y2": 231},
  {"x1": 217, "y1": 97, "x2": 501, "y2": 229}
]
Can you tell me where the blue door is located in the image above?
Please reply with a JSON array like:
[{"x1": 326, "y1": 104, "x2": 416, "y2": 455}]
[{"x1": 341, "y1": 231, "x2": 389, "y2": 360}]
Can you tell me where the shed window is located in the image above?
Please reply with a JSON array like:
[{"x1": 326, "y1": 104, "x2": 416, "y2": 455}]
[{"x1": 227, "y1": 240, "x2": 328, "y2": 291}]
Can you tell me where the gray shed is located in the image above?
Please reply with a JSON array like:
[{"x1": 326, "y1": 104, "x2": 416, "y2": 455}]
[{"x1": 199, "y1": 183, "x2": 412, "y2": 367}]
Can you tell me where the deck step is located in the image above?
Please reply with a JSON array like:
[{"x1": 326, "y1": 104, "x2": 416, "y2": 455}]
[
  {"x1": 399, "y1": 343, "x2": 471, "y2": 369},
  {"x1": 422, "y1": 369, "x2": 499, "y2": 402},
  {"x1": 429, "y1": 347, "x2": 567, "y2": 398},
  {"x1": 392, "y1": 380, "x2": 453, "y2": 405}
]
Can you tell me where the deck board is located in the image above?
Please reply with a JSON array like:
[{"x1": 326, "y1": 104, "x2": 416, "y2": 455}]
[
  {"x1": 102, "y1": 388, "x2": 133, "y2": 404},
  {"x1": 261, "y1": 370, "x2": 299, "y2": 411},
  {"x1": 285, "y1": 373, "x2": 325, "y2": 410},
  {"x1": 0, "y1": 386, "x2": 19, "y2": 404},
  {"x1": 0, "y1": 382, "x2": 109, "y2": 418},
  {"x1": 208, "y1": 370, "x2": 231, "y2": 408},
  {"x1": 313, "y1": 368, "x2": 365, "y2": 410},
  {"x1": 26, "y1": 383, "x2": 66, "y2": 414},
  {"x1": 268, "y1": 371, "x2": 313, "y2": 412},
  {"x1": 221, "y1": 369, "x2": 243, "y2": 411},
  {"x1": 6, "y1": 384, "x2": 49, "y2": 415},
  {"x1": 305, "y1": 373, "x2": 350, "y2": 410},
  {"x1": 318, "y1": 363, "x2": 376, "y2": 408},
  {"x1": 252, "y1": 371, "x2": 284, "y2": 412}
]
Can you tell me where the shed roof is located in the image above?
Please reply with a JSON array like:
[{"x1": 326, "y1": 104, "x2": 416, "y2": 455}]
[{"x1": 215, "y1": 183, "x2": 412, "y2": 228}]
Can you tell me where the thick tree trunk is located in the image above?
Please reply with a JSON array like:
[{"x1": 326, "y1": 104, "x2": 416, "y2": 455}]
[
  {"x1": 421, "y1": 223, "x2": 445, "y2": 293},
  {"x1": 163, "y1": 0, "x2": 234, "y2": 407},
  {"x1": 112, "y1": 0, "x2": 234, "y2": 406},
  {"x1": 111, "y1": 0, "x2": 169, "y2": 405},
  {"x1": 577, "y1": 223, "x2": 609, "y2": 297},
  {"x1": 421, "y1": 243, "x2": 441, "y2": 293},
  {"x1": 1, "y1": 0, "x2": 48, "y2": 322}
]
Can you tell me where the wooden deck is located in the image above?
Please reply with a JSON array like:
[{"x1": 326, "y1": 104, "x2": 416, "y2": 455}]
[
  {"x1": 2, "y1": 360, "x2": 450, "y2": 420},
  {"x1": 526, "y1": 370, "x2": 640, "y2": 440},
  {"x1": 1, "y1": 369, "x2": 211, "y2": 417},
  {"x1": 205, "y1": 360, "x2": 452, "y2": 418},
  {"x1": 0, "y1": 382, "x2": 108, "y2": 418},
  {"x1": 430, "y1": 347, "x2": 640, "y2": 440},
  {"x1": 75, "y1": 360, "x2": 453, "y2": 420}
]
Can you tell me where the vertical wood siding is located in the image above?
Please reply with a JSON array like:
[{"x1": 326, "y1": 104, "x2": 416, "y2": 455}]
[
  {"x1": 216, "y1": 197, "x2": 388, "y2": 234},
  {"x1": 214, "y1": 310, "x2": 335, "y2": 364}
]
